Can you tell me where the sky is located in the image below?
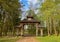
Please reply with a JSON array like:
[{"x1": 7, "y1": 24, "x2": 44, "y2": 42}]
[
  {"x1": 19, "y1": 0, "x2": 44, "y2": 20},
  {"x1": 19, "y1": 0, "x2": 40, "y2": 11},
  {"x1": 19, "y1": 0, "x2": 44, "y2": 11},
  {"x1": 20, "y1": 0, "x2": 29, "y2": 11}
]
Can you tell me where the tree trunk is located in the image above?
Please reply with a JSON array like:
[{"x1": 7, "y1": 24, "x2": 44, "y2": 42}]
[
  {"x1": 53, "y1": 20, "x2": 57, "y2": 36},
  {"x1": 47, "y1": 18, "x2": 50, "y2": 36},
  {"x1": 40, "y1": 28, "x2": 43, "y2": 36},
  {"x1": 50, "y1": 17, "x2": 53, "y2": 35},
  {"x1": 36, "y1": 23, "x2": 39, "y2": 36},
  {"x1": 0, "y1": 27, "x2": 2, "y2": 36}
]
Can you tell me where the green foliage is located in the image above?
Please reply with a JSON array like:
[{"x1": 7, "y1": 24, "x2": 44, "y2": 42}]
[
  {"x1": 0, "y1": 0, "x2": 21, "y2": 36},
  {"x1": 36, "y1": 0, "x2": 60, "y2": 36}
]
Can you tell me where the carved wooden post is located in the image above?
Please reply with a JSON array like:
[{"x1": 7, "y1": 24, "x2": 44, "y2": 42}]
[{"x1": 36, "y1": 23, "x2": 39, "y2": 36}]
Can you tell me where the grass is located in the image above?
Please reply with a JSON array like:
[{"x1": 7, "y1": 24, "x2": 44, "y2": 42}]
[
  {"x1": 36, "y1": 36, "x2": 60, "y2": 42},
  {"x1": 0, "y1": 36, "x2": 21, "y2": 42}
]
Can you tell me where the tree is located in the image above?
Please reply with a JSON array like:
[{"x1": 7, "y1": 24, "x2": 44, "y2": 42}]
[
  {"x1": 38, "y1": 0, "x2": 60, "y2": 36},
  {"x1": 0, "y1": 0, "x2": 21, "y2": 36}
]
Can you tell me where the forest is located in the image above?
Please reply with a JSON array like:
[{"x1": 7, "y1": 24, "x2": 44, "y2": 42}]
[{"x1": 0, "y1": 0, "x2": 60, "y2": 37}]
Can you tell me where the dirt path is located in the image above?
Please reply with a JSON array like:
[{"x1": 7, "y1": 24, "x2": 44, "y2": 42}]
[{"x1": 16, "y1": 37, "x2": 39, "y2": 42}]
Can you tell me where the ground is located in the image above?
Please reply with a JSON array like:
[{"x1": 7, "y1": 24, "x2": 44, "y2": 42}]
[
  {"x1": 0, "y1": 36, "x2": 60, "y2": 42},
  {"x1": 16, "y1": 37, "x2": 39, "y2": 42}
]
